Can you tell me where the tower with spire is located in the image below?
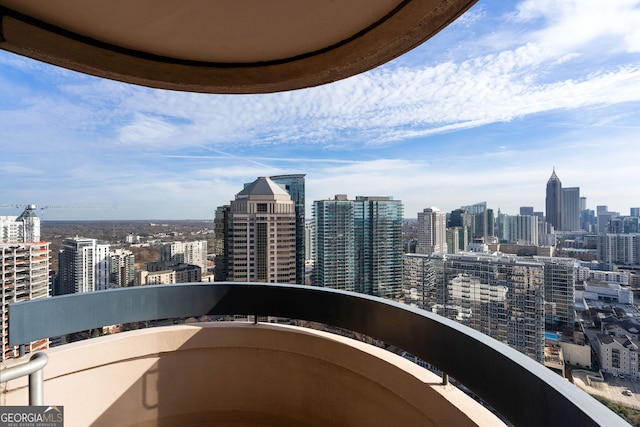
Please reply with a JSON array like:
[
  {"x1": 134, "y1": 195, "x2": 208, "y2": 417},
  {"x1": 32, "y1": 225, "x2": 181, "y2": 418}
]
[{"x1": 545, "y1": 168, "x2": 562, "y2": 230}]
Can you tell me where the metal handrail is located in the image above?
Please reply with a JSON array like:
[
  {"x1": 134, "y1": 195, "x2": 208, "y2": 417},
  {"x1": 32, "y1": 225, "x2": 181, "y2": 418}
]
[
  {"x1": 7, "y1": 282, "x2": 627, "y2": 426},
  {"x1": 0, "y1": 351, "x2": 48, "y2": 405}
]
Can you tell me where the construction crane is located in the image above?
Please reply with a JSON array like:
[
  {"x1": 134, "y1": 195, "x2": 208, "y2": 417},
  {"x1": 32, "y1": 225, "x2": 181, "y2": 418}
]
[{"x1": 0, "y1": 204, "x2": 115, "y2": 220}]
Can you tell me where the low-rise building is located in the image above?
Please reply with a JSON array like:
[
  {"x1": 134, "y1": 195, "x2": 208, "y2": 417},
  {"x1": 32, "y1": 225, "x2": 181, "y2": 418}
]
[
  {"x1": 598, "y1": 334, "x2": 640, "y2": 378},
  {"x1": 146, "y1": 261, "x2": 201, "y2": 283},
  {"x1": 135, "y1": 270, "x2": 176, "y2": 286},
  {"x1": 583, "y1": 280, "x2": 633, "y2": 305},
  {"x1": 576, "y1": 267, "x2": 629, "y2": 285},
  {"x1": 600, "y1": 318, "x2": 640, "y2": 341}
]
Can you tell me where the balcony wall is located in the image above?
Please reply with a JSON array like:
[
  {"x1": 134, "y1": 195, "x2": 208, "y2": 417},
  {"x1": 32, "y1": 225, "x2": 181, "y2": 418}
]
[{"x1": 2, "y1": 322, "x2": 502, "y2": 426}]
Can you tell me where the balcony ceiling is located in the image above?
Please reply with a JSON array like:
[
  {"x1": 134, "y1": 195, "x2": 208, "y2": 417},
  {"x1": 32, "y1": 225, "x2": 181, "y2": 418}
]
[{"x1": 0, "y1": 0, "x2": 476, "y2": 93}]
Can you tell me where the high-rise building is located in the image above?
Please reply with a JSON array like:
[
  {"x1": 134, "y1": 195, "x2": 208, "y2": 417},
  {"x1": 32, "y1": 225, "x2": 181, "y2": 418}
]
[
  {"x1": 538, "y1": 220, "x2": 556, "y2": 246},
  {"x1": 304, "y1": 220, "x2": 314, "y2": 263},
  {"x1": 520, "y1": 206, "x2": 534, "y2": 216},
  {"x1": 446, "y1": 227, "x2": 468, "y2": 254},
  {"x1": 0, "y1": 206, "x2": 50, "y2": 360},
  {"x1": 545, "y1": 169, "x2": 562, "y2": 231},
  {"x1": 631, "y1": 208, "x2": 640, "y2": 218},
  {"x1": 461, "y1": 202, "x2": 493, "y2": 240},
  {"x1": 1, "y1": 205, "x2": 41, "y2": 243},
  {"x1": 160, "y1": 241, "x2": 208, "y2": 275},
  {"x1": 597, "y1": 210, "x2": 618, "y2": 234},
  {"x1": 109, "y1": 248, "x2": 135, "y2": 287},
  {"x1": 270, "y1": 174, "x2": 305, "y2": 285},
  {"x1": 417, "y1": 207, "x2": 447, "y2": 254},
  {"x1": 313, "y1": 195, "x2": 403, "y2": 298},
  {"x1": 213, "y1": 205, "x2": 230, "y2": 281},
  {"x1": 227, "y1": 177, "x2": 296, "y2": 283},
  {"x1": 448, "y1": 208, "x2": 473, "y2": 244},
  {"x1": 516, "y1": 215, "x2": 538, "y2": 245},
  {"x1": 581, "y1": 209, "x2": 596, "y2": 232},
  {"x1": 1, "y1": 242, "x2": 50, "y2": 361},
  {"x1": 313, "y1": 195, "x2": 355, "y2": 292},
  {"x1": 57, "y1": 237, "x2": 110, "y2": 295},
  {"x1": 597, "y1": 234, "x2": 640, "y2": 271},
  {"x1": 561, "y1": 187, "x2": 580, "y2": 231},
  {"x1": 403, "y1": 253, "x2": 545, "y2": 363},
  {"x1": 534, "y1": 256, "x2": 576, "y2": 332},
  {"x1": 497, "y1": 214, "x2": 539, "y2": 245}
]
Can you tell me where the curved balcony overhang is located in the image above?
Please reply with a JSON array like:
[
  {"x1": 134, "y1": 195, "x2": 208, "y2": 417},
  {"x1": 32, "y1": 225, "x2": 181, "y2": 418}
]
[
  {"x1": 0, "y1": 1, "x2": 477, "y2": 93},
  {"x1": 3, "y1": 283, "x2": 627, "y2": 426}
]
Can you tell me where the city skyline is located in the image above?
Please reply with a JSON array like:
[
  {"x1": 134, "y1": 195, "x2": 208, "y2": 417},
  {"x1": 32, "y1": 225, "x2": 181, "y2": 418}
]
[{"x1": 2, "y1": 1, "x2": 640, "y2": 220}]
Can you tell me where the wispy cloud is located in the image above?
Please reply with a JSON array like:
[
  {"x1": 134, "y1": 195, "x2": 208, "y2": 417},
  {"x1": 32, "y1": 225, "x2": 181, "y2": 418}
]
[{"x1": 1, "y1": 1, "x2": 640, "y2": 219}]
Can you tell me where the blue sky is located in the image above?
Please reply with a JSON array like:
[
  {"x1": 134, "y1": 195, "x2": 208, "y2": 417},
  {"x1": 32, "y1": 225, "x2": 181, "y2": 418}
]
[{"x1": 1, "y1": 0, "x2": 640, "y2": 220}]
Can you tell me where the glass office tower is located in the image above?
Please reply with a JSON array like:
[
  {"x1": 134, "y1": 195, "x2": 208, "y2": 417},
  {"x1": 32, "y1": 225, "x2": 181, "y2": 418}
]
[
  {"x1": 313, "y1": 195, "x2": 403, "y2": 299},
  {"x1": 270, "y1": 174, "x2": 306, "y2": 285}
]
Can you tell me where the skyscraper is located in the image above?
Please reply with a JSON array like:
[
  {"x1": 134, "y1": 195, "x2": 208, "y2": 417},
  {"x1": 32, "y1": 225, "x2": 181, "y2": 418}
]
[
  {"x1": 227, "y1": 177, "x2": 296, "y2": 283},
  {"x1": 417, "y1": 207, "x2": 447, "y2": 254},
  {"x1": 497, "y1": 214, "x2": 539, "y2": 245},
  {"x1": 461, "y1": 202, "x2": 493, "y2": 241},
  {"x1": 213, "y1": 205, "x2": 230, "y2": 281},
  {"x1": 313, "y1": 195, "x2": 356, "y2": 292},
  {"x1": 313, "y1": 195, "x2": 403, "y2": 298},
  {"x1": 270, "y1": 174, "x2": 306, "y2": 285},
  {"x1": 545, "y1": 169, "x2": 562, "y2": 231},
  {"x1": 57, "y1": 237, "x2": 110, "y2": 295},
  {"x1": 561, "y1": 187, "x2": 580, "y2": 231}
]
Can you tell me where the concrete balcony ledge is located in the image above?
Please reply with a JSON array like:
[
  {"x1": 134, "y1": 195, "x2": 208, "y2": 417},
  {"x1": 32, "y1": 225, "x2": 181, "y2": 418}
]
[
  {"x1": 4, "y1": 282, "x2": 627, "y2": 426},
  {"x1": 2, "y1": 322, "x2": 502, "y2": 426}
]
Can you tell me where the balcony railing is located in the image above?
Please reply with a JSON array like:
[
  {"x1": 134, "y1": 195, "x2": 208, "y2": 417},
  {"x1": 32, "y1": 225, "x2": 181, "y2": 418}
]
[{"x1": 8, "y1": 282, "x2": 625, "y2": 427}]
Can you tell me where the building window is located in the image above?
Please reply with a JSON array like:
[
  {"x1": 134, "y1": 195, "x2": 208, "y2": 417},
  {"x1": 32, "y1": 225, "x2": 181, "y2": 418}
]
[{"x1": 612, "y1": 349, "x2": 621, "y2": 369}]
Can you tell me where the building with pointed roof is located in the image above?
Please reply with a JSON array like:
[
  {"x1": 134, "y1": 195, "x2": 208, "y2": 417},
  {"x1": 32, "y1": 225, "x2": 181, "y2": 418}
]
[
  {"x1": 227, "y1": 177, "x2": 296, "y2": 284},
  {"x1": 546, "y1": 169, "x2": 562, "y2": 231}
]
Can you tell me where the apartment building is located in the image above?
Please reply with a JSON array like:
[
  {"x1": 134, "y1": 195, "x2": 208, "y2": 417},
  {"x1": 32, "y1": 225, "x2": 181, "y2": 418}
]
[{"x1": 404, "y1": 253, "x2": 545, "y2": 362}]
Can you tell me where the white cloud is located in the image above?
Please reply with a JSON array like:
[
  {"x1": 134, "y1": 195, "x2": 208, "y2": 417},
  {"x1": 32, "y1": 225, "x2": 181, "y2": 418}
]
[
  {"x1": 2, "y1": 1, "x2": 640, "y2": 219},
  {"x1": 515, "y1": 0, "x2": 640, "y2": 54},
  {"x1": 117, "y1": 114, "x2": 179, "y2": 145}
]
